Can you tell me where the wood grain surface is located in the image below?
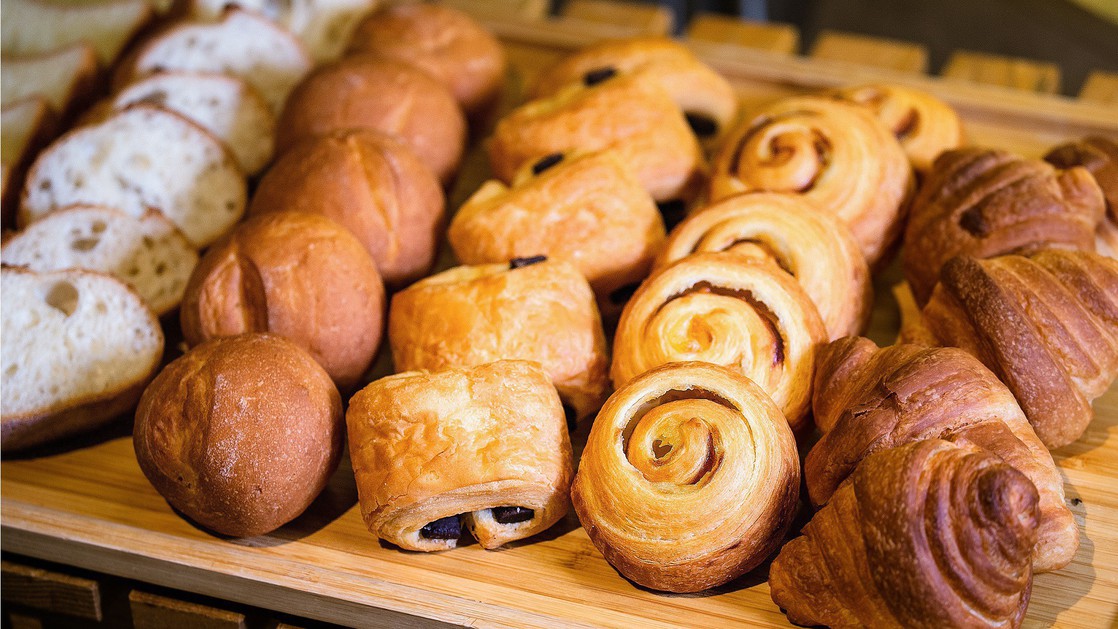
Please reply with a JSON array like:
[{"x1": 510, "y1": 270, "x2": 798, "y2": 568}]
[{"x1": 4, "y1": 13, "x2": 1118, "y2": 629}]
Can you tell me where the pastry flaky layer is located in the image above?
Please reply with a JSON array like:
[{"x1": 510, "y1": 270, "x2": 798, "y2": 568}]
[
  {"x1": 571, "y1": 362, "x2": 799, "y2": 593},
  {"x1": 770, "y1": 439, "x2": 1039, "y2": 629},
  {"x1": 346, "y1": 360, "x2": 573, "y2": 551},
  {"x1": 388, "y1": 259, "x2": 609, "y2": 422},
  {"x1": 809, "y1": 337, "x2": 1077, "y2": 572},
  {"x1": 1045, "y1": 136, "x2": 1118, "y2": 257}
]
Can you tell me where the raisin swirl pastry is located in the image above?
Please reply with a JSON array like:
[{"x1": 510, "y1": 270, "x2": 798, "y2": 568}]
[
  {"x1": 902, "y1": 147, "x2": 1105, "y2": 305},
  {"x1": 346, "y1": 360, "x2": 573, "y2": 551},
  {"x1": 1045, "y1": 136, "x2": 1118, "y2": 257},
  {"x1": 770, "y1": 439, "x2": 1038, "y2": 629},
  {"x1": 808, "y1": 337, "x2": 1077, "y2": 572},
  {"x1": 611, "y1": 252, "x2": 826, "y2": 431},
  {"x1": 709, "y1": 95, "x2": 913, "y2": 268},
  {"x1": 571, "y1": 361, "x2": 799, "y2": 592},
  {"x1": 655, "y1": 192, "x2": 871, "y2": 340},
  {"x1": 388, "y1": 258, "x2": 609, "y2": 424}
]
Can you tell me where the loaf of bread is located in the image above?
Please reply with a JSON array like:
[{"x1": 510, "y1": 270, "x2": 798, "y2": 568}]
[{"x1": 189, "y1": 0, "x2": 376, "y2": 61}]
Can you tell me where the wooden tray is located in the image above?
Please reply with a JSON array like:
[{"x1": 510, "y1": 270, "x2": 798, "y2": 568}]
[{"x1": 4, "y1": 11, "x2": 1118, "y2": 629}]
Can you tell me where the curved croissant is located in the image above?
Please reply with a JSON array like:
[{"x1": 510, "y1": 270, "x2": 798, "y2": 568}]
[
  {"x1": 770, "y1": 439, "x2": 1038, "y2": 629},
  {"x1": 655, "y1": 192, "x2": 872, "y2": 340},
  {"x1": 1045, "y1": 136, "x2": 1118, "y2": 257},
  {"x1": 709, "y1": 95, "x2": 913, "y2": 268},
  {"x1": 922, "y1": 249, "x2": 1118, "y2": 448},
  {"x1": 611, "y1": 252, "x2": 826, "y2": 431},
  {"x1": 902, "y1": 147, "x2": 1105, "y2": 305},
  {"x1": 808, "y1": 336, "x2": 1076, "y2": 571},
  {"x1": 571, "y1": 361, "x2": 799, "y2": 592}
]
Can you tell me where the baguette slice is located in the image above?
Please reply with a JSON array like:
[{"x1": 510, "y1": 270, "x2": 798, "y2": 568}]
[
  {"x1": 1, "y1": 44, "x2": 98, "y2": 117},
  {"x1": 20, "y1": 105, "x2": 247, "y2": 247},
  {"x1": 190, "y1": 0, "x2": 377, "y2": 61},
  {"x1": 0, "y1": 0, "x2": 153, "y2": 65},
  {"x1": 2, "y1": 98, "x2": 57, "y2": 228},
  {"x1": 2, "y1": 205, "x2": 199, "y2": 315},
  {"x1": 112, "y1": 72, "x2": 275, "y2": 175},
  {"x1": 1, "y1": 266, "x2": 164, "y2": 451}
]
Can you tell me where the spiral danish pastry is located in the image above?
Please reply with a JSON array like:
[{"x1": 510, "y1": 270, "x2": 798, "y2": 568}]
[
  {"x1": 710, "y1": 95, "x2": 913, "y2": 267},
  {"x1": 655, "y1": 192, "x2": 871, "y2": 340},
  {"x1": 571, "y1": 361, "x2": 799, "y2": 592},
  {"x1": 612, "y1": 252, "x2": 826, "y2": 431}
]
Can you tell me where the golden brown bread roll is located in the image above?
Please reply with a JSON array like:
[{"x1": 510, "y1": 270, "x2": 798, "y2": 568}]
[
  {"x1": 134, "y1": 333, "x2": 343, "y2": 538},
  {"x1": 902, "y1": 147, "x2": 1105, "y2": 305},
  {"x1": 448, "y1": 149, "x2": 665, "y2": 318},
  {"x1": 346, "y1": 360, "x2": 573, "y2": 551},
  {"x1": 571, "y1": 361, "x2": 799, "y2": 593},
  {"x1": 770, "y1": 439, "x2": 1038, "y2": 629},
  {"x1": 388, "y1": 258, "x2": 608, "y2": 423},
  {"x1": 709, "y1": 95, "x2": 913, "y2": 268},
  {"x1": 180, "y1": 211, "x2": 384, "y2": 391},
  {"x1": 487, "y1": 72, "x2": 704, "y2": 203},
  {"x1": 346, "y1": 3, "x2": 506, "y2": 118},
  {"x1": 1045, "y1": 136, "x2": 1118, "y2": 257},
  {"x1": 808, "y1": 336, "x2": 1077, "y2": 572},
  {"x1": 655, "y1": 192, "x2": 871, "y2": 340},
  {"x1": 611, "y1": 252, "x2": 826, "y2": 431},
  {"x1": 275, "y1": 55, "x2": 466, "y2": 184},
  {"x1": 249, "y1": 130, "x2": 444, "y2": 288}
]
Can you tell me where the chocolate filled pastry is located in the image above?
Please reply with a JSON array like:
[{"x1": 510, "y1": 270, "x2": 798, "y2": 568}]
[
  {"x1": 709, "y1": 95, "x2": 913, "y2": 268},
  {"x1": 571, "y1": 361, "x2": 798, "y2": 593},
  {"x1": 275, "y1": 55, "x2": 466, "y2": 184},
  {"x1": 449, "y1": 150, "x2": 665, "y2": 319},
  {"x1": 389, "y1": 258, "x2": 609, "y2": 423},
  {"x1": 345, "y1": 3, "x2": 506, "y2": 118},
  {"x1": 920, "y1": 249, "x2": 1118, "y2": 449},
  {"x1": 903, "y1": 147, "x2": 1105, "y2": 305},
  {"x1": 346, "y1": 360, "x2": 573, "y2": 551},
  {"x1": 826, "y1": 83, "x2": 964, "y2": 174},
  {"x1": 808, "y1": 337, "x2": 1077, "y2": 572},
  {"x1": 249, "y1": 130, "x2": 445, "y2": 288},
  {"x1": 611, "y1": 252, "x2": 826, "y2": 431},
  {"x1": 487, "y1": 72, "x2": 704, "y2": 203},
  {"x1": 655, "y1": 192, "x2": 871, "y2": 340},
  {"x1": 1045, "y1": 136, "x2": 1118, "y2": 257},
  {"x1": 770, "y1": 439, "x2": 1038, "y2": 629}
]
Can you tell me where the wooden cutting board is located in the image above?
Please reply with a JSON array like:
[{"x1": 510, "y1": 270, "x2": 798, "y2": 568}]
[{"x1": 4, "y1": 11, "x2": 1118, "y2": 629}]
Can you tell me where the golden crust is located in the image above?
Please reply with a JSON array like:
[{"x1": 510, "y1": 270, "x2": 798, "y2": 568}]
[{"x1": 1045, "y1": 136, "x2": 1118, "y2": 257}]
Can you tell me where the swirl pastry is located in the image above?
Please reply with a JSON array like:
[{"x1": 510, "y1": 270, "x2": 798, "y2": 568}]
[
  {"x1": 1045, "y1": 136, "x2": 1118, "y2": 257},
  {"x1": 487, "y1": 72, "x2": 704, "y2": 203},
  {"x1": 808, "y1": 337, "x2": 1077, "y2": 572},
  {"x1": 709, "y1": 95, "x2": 913, "y2": 268},
  {"x1": 770, "y1": 439, "x2": 1038, "y2": 629},
  {"x1": 826, "y1": 83, "x2": 964, "y2": 174},
  {"x1": 920, "y1": 249, "x2": 1118, "y2": 449},
  {"x1": 571, "y1": 361, "x2": 798, "y2": 592},
  {"x1": 388, "y1": 258, "x2": 609, "y2": 423},
  {"x1": 449, "y1": 150, "x2": 665, "y2": 318},
  {"x1": 655, "y1": 192, "x2": 871, "y2": 340},
  {"x1": 903, "y1": 147, "x2": 1105, "y2": 305},
  {"x1": 346, "y1": 360, "x2": 573, "y2": 551}
]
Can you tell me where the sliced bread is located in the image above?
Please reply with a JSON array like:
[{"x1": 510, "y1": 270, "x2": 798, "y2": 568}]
[
  {"x1": 1, "y1": 266, "x2": 164, "y2": 451},
  {"x1": 189, "y1": 0, "x2": 377, "y2": 61},
  {"x1": 1, "y1": 0, "x2": 154, "y2": 65},
  {"x1": 1, "y1": 44, "x2": 98, "y2": 117},
  {"x1": 2, "y1": 98, "x2": 57, "y2": 228},
  {"x1": 2, "y1": 205, "x2": 199, "y2": 315},
  {"x1": 112, "y1": 72, "x2": 275, "y2": 175},
  {"x1": 20, "y1": 105, "x2": 247, "y2": 247}
]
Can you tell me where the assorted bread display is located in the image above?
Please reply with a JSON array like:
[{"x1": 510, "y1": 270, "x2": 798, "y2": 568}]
[{"x1": 3, "y1": 3, "x2": 1117, "y2": 627}]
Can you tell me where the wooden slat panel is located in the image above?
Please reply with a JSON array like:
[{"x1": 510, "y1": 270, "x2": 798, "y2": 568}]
[
  {"x1": 562, "y1": 0, "x2": 674, "y2": 36},
  {"x1": 809, "y1": 30, "x2": 928, "y2": 73},
  {"x1": 1079, "y1": 71, "x2": 1118, "y2": 105},
  {"x1": 129, "y1": 590, "x2": 246, "y2": 629},
  {"x1": 942, "y1": 51, "x2": 1062, "y2": 93},
  {"x1": 685, "y1": 13, "x2": 799, "y2": 55},
  {"x1": 1, "y1": 559, "x2": 102, "y2": 621},
  {"x1": 440, "y1": 0, "x2": 550, "y2": 22}
]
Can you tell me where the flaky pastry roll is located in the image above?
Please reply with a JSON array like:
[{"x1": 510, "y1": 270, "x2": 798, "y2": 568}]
[{"x1": 1045, "y1": 136, "x2": 1118, "y2": 257}]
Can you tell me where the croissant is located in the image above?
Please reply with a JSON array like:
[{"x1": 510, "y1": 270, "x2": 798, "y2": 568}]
[
  {"x1": 1045, "y1": 136, "x2": 1118, "y2": 257},
  {"x1": 808, "y1": 336, "x2": 1076, "y2": 571},
  {"x1": 571, "y1": 361, "x2": 799, "y2": 593},
  {"x1": 611, "y1": 252, "x2": 826, "y2": 431},
  {"x1": 655, "y1": 192, "x2": 872, "y2": 340},
  {"x1": 709, "y1": 95, "x2": 913, "y2": 268},
  {"x1": 921, "y1": 249, "x2": 1118, "y2": 448},
  {"x1": 902, "y1": 147, "x2": 1105, "y2": 305},
  {"x1": 770, "y1": 439, "x2": 1038, "y2": 629}
]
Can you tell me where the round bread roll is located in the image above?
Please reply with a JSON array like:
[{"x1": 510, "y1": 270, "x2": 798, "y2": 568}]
[
  {"x1": 250, "y1": 130, "x2": 445, "y2": 288},
  {"x1": 134, "y1": 333, "x2": 344, "y2": 538},
  {"x1": 276, "y1": 55, "x2": 466, "y2": 184},
  {"x1": 180, "y1": 211, "x2": 385, "y2": 390}
]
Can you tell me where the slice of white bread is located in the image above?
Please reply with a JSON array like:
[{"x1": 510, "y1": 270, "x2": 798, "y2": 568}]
[
  {"x1": 2, "y1": 205, "x2": 199, "y2": 315},
  {"x1": 20, "y1": 105, "x2": 247, "y2": 247},
  {"x1": 111, "y1": 72, "x2": 275, "y2": 175},
  {"x1": 121, "y1": 9, "x2": 313, "y2": 112},
  {"x1": 1, "y1": 44, "x2": 98, "y2": 117},
  {"x1": 0, "y1": 0, "x2": 154, "y2": 65},
  {"x1": 2, "y1": 98, "x2": 57, "y2": 227},
  {"x1": 1, "y1": 266, "x2": 164, "y2": 451}
]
